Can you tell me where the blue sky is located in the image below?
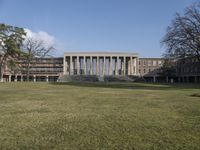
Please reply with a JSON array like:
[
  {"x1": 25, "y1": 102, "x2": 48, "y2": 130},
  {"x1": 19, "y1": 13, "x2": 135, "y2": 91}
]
[{"x1": 0, "y1": 0, "x2": 198, "y2": 57}]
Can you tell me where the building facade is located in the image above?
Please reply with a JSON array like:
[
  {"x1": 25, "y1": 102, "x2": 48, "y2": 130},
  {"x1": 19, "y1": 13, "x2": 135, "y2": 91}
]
[
  {"x1": 2, "y1": 57, "x2": 63, "y2": 82},
  {"x1": 1, "y1": 52, "x2": 200, "y2": 83},
  {"x1": 138, "y1": 58, "x2": 165, "y2": 82},
  {"x1": 63, "y1": 52, "x2": 139, "y2": 76},
  {"x1": 176, "y1": 57, "x2": 200, "y2": 82}
]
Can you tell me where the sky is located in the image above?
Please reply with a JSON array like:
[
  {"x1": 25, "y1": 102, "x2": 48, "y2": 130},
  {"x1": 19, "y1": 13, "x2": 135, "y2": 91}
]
[{"x1": 0, "y1": 0, "x2": 198, "y2": 57}]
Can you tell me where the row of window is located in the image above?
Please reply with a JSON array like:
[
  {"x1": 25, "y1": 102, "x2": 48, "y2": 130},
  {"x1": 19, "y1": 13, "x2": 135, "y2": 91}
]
[
  {"x1": 139, "y1": 68, "x2": 160, "y2": 74},
  {"x1": 139, "y1": 67, "x2": 200, "y2": 74},
  {"x1": 178, "y1": 67, "x2": 200, "y2": 73},
  {"x1": 27, "y1": 68, "x2": 63, "y2": 72},
  {"x1": 139, "y1": 60, "x2": 162, "y2": 67},
  {"x1": 21, "y1": 62, "x2": 63, "y2": 65},
  {"x1": 178, "y1": 58, "x2": 199, "y2": 64}
]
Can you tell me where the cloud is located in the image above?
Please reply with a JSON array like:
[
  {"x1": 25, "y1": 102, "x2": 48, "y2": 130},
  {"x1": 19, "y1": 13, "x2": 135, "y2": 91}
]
[{"x1": 24, "y1": 28, "x2": 55, "y2": 48}]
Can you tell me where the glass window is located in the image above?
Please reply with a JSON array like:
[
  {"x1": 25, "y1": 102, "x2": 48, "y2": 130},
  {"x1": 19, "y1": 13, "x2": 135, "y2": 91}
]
[
  {"x1": 153, "y1": 60, "x2": 157, "y2": 66},
  {"x1": 148, "y1": 60, "x2": 152, "y2": 66},
  {"x1": 143, "y1": 61, "x2": 146, "y2": 66}
]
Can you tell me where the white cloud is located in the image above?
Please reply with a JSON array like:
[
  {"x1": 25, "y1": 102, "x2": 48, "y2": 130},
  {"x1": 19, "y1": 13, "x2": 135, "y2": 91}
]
[{"x1": 24, "y1": 28, "x2": 55, "y2": 48}]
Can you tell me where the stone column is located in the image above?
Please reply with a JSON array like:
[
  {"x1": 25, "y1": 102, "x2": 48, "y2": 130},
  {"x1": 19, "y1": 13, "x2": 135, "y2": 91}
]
[
  {"x1": 124, "y1": 56, "x2": 126, "y2": 76},
  {"x1": 153, "y1": 76, "x2": 156, "y2": 83},
  {"x1": 66, "y1": 57, "x2": 69, "y2": 75},
  {"x1": 120, "y1": 58, "x2": 123, "y2": 75},
  {"x1": 110, "y1": 56, "x2": 112, "y2": 75},
  {"x1": 63, "y1": 56, "x2": 66, "y2": 75},
  {"x1": 96, "y1": 56, "x2": 99, "y2": 75},
  {"x1": 103, "y1": 56, "x2": 106, "y2": 76},
  {"x1": 14, "y1": 75, "x2": 17, "y2": 82},
  {"x1": 0, "y1": 76, "x2": 3, "y2": 82},
  {"x1": 136, "y1": 57, "x2": 139, "y2": 76},
  {"x1": 21, "y1": 75, "x2": 23, "y2": 82},
  {"x1": 8, "y1": 75, "x2": 11, "y2": 82},
  {"x1": 128, "y1": 59, "x2": 131, "y2": 75},
  {"x1": 116, "y1": 56, "x2": 119, "y2": 75},
  {"x1": 132, "y1": 57, "x2": 135, "y2": 75},
  {"x1": 90, "y1": 56, "x2": 93, "y2": 75},
  {"x1": 130, "y1": 57, "x2": 133, "y2": 75},
  {"x1": 135, "y1": 57, "x2": 139, "y2": 75},
  {"x1": 46, "y1": 76, "x2": 49, "y2": 82},
  {"x1": 114, "y1": 58, "x2": 117, "y2": 75},
  {"x1": 77, "y1": 56, "x2": 80, "y2": 75},
  {"x1": 70, "y1": 56, "x2": 73, "y2": 75},
  {"x1": 84, "y1": 56, "x2": 86, "y2": 75},
  {"x1": 33, "y1": 75, "x2": 36, "y2": 82},
  {"x1": 99, "y1": 57, "x2": 101, "y2": 75},
  {"x1": 134, "y1": 58, "x2": 137, "y2": 75}
]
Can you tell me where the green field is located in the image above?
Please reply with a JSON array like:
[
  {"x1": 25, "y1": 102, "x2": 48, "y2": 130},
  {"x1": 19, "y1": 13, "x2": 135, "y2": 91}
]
[{"x1": 0, "y1": 82, "x2": 200, "y2": 150}]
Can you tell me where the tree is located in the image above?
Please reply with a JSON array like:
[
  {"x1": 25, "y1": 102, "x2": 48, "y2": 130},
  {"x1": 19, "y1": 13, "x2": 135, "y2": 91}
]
[
  {"x1": 0, "y1": 24, "x2": 26, "y2": 82},
  {"x1": 162, "y1": 2, "x2": 200, "y2": 63},
  {"x1": 160, "y1": 59, "x2": 177, "y2": 77},
  {"x1": 22, "y1": 37, "x2": 54, "y2": 81}
]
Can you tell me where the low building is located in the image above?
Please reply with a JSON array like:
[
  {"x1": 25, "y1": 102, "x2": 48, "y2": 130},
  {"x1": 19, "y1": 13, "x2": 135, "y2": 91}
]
[
  {"x1": 3, "y1": 57, "x2": 63, "y2": 82},
  {"x1": 138, "y1": 58, "x2": 164, "y2": 82},
  {"x1": 1, "y1": 52, "x2": 200, "y2": 83},
  {"x1": 176, "y1": 57, "x2": 200, "y2": 83}
]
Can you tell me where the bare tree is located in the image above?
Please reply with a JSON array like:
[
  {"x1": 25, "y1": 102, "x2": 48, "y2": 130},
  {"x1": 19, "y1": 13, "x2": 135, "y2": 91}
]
[
  {"x1": 160, "y1": 58, "x2": 177, "y2": 78},
  {"x1": 22, "y1": 38, "x2": 54, "y2": 81},
  {"x1": 162, "y1": 2, "x2": 200, "y2": 63}
]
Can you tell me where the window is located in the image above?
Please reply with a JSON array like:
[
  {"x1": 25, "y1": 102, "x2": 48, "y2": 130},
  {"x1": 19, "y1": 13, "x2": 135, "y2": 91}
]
[
  {"x1": 148, "y1": 60, "x2": 152, "y2": 66},
  {"x1": 144, "y1": 69, "x2": 146, "y2": 73},
  {"x1": 143, "y1": 60, "x2": 146, "y2": 66},
  {"x1": 153, "y1": 60, "x2": 157, "y2": 66},
  {"x1": 149, "y1": 69, "x2": 151, "y2": 72}
]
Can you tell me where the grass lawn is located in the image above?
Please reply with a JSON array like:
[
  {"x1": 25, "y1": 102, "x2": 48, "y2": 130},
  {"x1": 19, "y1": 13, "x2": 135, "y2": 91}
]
[{"x1": 0, "y1": 82, "x2": 200, "y2": 150}]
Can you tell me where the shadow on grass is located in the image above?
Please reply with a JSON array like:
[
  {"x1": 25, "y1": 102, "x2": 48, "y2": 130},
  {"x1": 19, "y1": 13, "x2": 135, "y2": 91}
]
[
  {"x1": 190, "y1": 93, "x2": 200, "y2": 97},
  {"x1": 50, "y1": 81, "x2": 200, "y2": 91}
]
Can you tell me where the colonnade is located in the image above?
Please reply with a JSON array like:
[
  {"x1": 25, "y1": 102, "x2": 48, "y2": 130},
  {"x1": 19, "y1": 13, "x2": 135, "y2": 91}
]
[
  {"x1": 5, "y1": 75, "x2": 55, "y2": 82},
  {"x1": 63, "y1": 53, "x2": 139, "y2": 76}
]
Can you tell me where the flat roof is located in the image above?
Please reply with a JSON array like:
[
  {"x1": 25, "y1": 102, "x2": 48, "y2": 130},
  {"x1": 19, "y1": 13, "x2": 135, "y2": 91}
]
[
  {"x1": 139, "y1": 58, "x2": 164, "y2": 60},
  {"x1": 64, "y1": 52, "x2": 139, "y2": 57}
]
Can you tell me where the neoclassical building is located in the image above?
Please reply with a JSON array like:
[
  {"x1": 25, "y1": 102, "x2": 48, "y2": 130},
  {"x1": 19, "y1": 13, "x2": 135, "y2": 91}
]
[
  {"x1": 63, "y1": 52, "x2": 139, "y2": 76},
  {"x1": 1, "y1": 52, "x2": 200, "y2": 83}
]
